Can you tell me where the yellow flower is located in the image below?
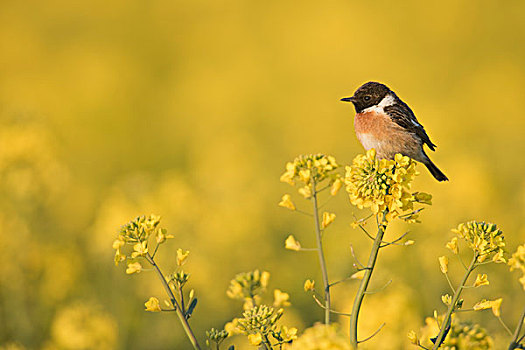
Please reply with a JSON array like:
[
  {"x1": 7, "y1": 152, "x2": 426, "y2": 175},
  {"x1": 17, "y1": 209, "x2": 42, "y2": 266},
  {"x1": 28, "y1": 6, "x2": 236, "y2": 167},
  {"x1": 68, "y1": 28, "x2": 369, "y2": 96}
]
[
  {"x1": 114, "y1": 250, "x2": 126, "y2": 266},
  {"x1": 227, "y1": 270, "x2": 270, "y2": 301},
  {"x1": 144, "y1": 297, "x2": 161, "y2": 312},
  {"x1": 509, "y1": 245, "x2": 525, "y2": 290},
  {"x1": 299, "y1": 169, "x2": 311, "y2": 184},
  {"x1": 438, "y1": 256, "x2": 449, "y2": 274},
  {"x1": 419, "y1": 315, "x2": 494, "y2": 349},
  {"x1": 491, "y1": 298, "x2": 502, "y2": 317},
  {"x1": 206, "y1": 328, "x2": 229, "y2": 346},
  {"x1": 452, "y1": 221, "x2": 505, "y2": 262},
  {"x1": 289, "y1": 323, "x2": 350, "y2": 350},
  {"x1": 446, "y1": 237, "x2": 459, "y2": 254},
  {"x1": 260, "y1": 271, "x2": 270, "y2": 288},
  {"x1": 441, "y1": 294, "x2": 452, "y2": 306},
  {"x1": 176, "y1": 248, "x2": 189, "y2": 266},
  {"x1": 474, "y1": 274, "x2": 489, "y2": 287},
  {"x1": 473, "y1": 299, "x2": 492, "y2": 311},
  {"x1": 351, "y1": 270, "x2": 366, "y2": 280},
  {"x1": 236, "y1": 305, "x2": 283, "y2": 337},
  {"x1": 248, "y1": 333, "x2": 262, "y2": 346},
  {"x1": 156, "y1": 228, "x2": 174, "y2": 244},
  {"x1": 330, "y1": 178, "x2": 342, "y2": 196},
  {"x1": 125, "y1": 262, "x2": 142, "y2": 274},
  {"x1": 112, "y1": 238, "x2": 124, "y2": 250},
  {"x1": 243, "y1": 298, "x2": 256, "y2": 311},
  {"x1": 280, "y1": 162, "x2": 295, "y2": 185},
  {"x1": 278, "y1": 194, "x2": 296, "y2": 210},
  {"x1": 321, "y1": 212, "x2": 336, "y2": 229},
  {"x1": 304, "y1": 279, "x2": 315, "y2": 292},
  {"x1": 285, "y1": 235, "x2": 301, "y2": 251},
  {"x1": 224, "y1": 319, "x2": 241, "y2": 336},
  {"x1": 131, "y1": 241, "x2": 148, "y2": 258},
  {"x1": 298, "y1": 185, "x2": 312, "y2": 198},
  {"x1": 120, "y1": 214, "x2": 161, "y2": 242},
  {"x1": 344, "y1": 150, "x2": 420, "y2": 219},
  {"x1": 407, "y1": 330, "x2": 419, "y2": 345},
  {"x1": 280, "y1": 155, "x2": 340, "y2": 197},
  {"x1": 280, "y1": 326, "x2": 298, "y2": 342},
  {"x1": 273, "y1": 289, "x2": 291, "y2": 308}
]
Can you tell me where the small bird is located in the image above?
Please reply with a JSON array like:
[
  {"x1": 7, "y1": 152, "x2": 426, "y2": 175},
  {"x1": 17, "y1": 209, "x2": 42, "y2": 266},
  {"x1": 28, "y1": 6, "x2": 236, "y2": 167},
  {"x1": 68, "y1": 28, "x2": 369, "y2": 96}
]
[{"x1": 341, "y1": 81, "x2": 448, "y2": 181}]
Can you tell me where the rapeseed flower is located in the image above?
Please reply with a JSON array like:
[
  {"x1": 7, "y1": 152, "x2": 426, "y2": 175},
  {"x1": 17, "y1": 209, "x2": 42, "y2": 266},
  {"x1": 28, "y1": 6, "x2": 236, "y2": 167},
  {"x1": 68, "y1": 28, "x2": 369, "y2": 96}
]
[
  {"x1": 344, "y1": 150, "x2": 430, "y2": 220},
  {"x1": 452, "y1": 221, "x2": 505, "y2": 263}
]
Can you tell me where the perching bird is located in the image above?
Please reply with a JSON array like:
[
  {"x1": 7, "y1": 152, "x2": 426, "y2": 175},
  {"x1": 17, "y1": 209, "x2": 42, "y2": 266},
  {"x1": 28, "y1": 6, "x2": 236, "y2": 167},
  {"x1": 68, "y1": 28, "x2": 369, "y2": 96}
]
[{"x1": 341, "y1": 81, "x2": 448, "y2": 181}]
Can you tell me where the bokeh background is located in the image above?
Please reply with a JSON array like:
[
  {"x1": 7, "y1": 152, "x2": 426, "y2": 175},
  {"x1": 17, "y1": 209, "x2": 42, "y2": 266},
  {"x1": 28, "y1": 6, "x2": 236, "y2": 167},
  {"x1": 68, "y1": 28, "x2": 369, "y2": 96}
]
[{"x1": 1, "y1": 0, "x2": 525, "y2": 349}]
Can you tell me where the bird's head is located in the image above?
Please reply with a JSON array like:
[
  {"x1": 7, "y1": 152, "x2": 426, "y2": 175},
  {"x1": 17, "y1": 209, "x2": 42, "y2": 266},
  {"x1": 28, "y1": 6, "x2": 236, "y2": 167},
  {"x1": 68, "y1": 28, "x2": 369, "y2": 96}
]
[{"x1": 341, "y1": 82, "x2": 391, "y2": 113}]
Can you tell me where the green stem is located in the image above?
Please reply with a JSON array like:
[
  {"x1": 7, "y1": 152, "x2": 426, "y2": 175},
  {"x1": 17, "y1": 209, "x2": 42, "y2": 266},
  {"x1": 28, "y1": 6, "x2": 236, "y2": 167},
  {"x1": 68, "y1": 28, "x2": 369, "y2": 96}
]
[
  {"x1": 311, "y1": 178, "x2": 331, "y2": 324},
  {"x1": 431, "y1": 253, "x2": 478, "y2": 350},
  {"x1": 349, "y1": 211, "x2": 387, "y2": 349},
  {"x1": 260, "y1": 334, "x2": 273, "y2": 350},
  {"x1": 146, "y1": 253, "x2": 202, "y2": 350},
  {"x1": 508, "y1": 306, "x2": 525, "y2": 350}
]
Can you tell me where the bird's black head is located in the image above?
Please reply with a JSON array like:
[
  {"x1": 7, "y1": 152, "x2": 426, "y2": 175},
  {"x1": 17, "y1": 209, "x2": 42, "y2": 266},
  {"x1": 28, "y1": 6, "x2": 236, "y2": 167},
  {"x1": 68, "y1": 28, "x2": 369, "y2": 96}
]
[{"x1": 341, "y1": 82, "x2": 391, "y2": 113}]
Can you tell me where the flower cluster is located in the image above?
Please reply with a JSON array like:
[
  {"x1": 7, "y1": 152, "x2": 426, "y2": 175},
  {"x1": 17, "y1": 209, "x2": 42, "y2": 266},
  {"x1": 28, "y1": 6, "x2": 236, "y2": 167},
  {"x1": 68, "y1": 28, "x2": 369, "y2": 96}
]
[
  {"x1": 415, "y1": 316, "x2": 494, "y2": 349},
  {"x1": 509, "y1": 244, "x2": 525, "y2": 290},
  {"x1": 344, "y1": 149, "x2": 430, "y2": 220},
  {"x1": 113, "y1": 215, "x2": 174, "y2": 267},
  {"x1": 288, "y1": 323, "x2": 349, "y2": 350},
  {"x1": 234, "y1": 305, "x2": 297, "y2": 347},
  {"x1": 205, "y1": 328, "x2": 229, "y2": 348},
  {"x1": 452, "y1": 221, "x2": 505, "y2": 263},
  {"x1": 280, "y1": 154, "x2": 341, "y2": 198},
  {"x1": 227, "y1": 270, "x2": 270, "y2": 309},
  {"x1": 444, "y1": 321, "x2": 494, "y2": 350}
]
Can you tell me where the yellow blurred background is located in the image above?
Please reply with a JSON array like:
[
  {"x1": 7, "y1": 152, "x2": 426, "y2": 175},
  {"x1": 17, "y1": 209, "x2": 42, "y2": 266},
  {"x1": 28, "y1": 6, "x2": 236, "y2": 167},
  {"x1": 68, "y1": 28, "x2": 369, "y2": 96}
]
[{"x1": 1, "y1": 0, "x2": 524, "y2": 349}]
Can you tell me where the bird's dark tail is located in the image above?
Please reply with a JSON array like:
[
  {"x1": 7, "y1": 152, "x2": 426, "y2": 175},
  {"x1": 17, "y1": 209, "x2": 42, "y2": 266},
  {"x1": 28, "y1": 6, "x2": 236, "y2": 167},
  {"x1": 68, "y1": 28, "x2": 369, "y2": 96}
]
[{"x1": 424, "y1": 155, "x2": 448, "y2": 182}]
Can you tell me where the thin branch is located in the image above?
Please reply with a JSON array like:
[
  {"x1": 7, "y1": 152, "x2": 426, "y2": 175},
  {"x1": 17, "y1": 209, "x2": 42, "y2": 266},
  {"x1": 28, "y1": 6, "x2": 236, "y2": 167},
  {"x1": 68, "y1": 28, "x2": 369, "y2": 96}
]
[
  {"x1": 319, "y1": 195, "x2": 335, "y2": 209},
  {"x1": 444, "y1": 273, "x2": 456, "y2": 294},
  {"x1": 350, "y1": 244, "x2": 365, "y2": 269},
  {"x1": 295, "y1": 209, "x2": 313, "y2": 217},
  {"x1": 358, "y1": 323, "x2": 386, "y2": 343},
  {"x1": 498, "y1": 316, "x2": 513, "y2": 337},
  {"x1": 298, "y1": 247, "x2": 319, "y2": 252},
  {"x1": 312, "y1": 295, "x2": 352, "y2": 317},
  {"x1": 364, "y1": 279, "x2": 392, "y2": 294},
  {"x1": 456, "y1": 245, "x2": 468, "y2": 271},
  {"x1": 311, "y1": 176, "x2": 331, "y2": 324},
  {"x1": 509, "y1": 306, "x2": 525, "y2": 350},
  {"x1": 146, "y1": 254, "x2": 201, "y2": 350},
  {"x1": 349, "y1": 212, "x2": 388, "y2": 348},
  {"x1": 380, "y1": 231, "x2": 410, "y2": 248},
  {"x1": 398, "y1": 208, "x2": 425, "y2": 218},
  {"x1": 329, "y1": 276, "x2": 353, "y2": 288},
  {"x1": 356, "y1": 223, "x2": 376, "y2": 241},
  {"x1": 151, "y1": 242, "x2": 160, "y2": 259},
  {"x1": 431, "y1": 253, "x2": 478, "y2": 350}
]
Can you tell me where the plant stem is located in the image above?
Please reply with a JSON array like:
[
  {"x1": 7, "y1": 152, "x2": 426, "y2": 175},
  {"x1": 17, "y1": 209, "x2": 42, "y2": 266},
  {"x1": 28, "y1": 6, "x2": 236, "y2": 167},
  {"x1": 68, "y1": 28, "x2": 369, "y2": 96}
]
[
  {"x1": 311, "y1": 178, "x2": 331, "y2": 325},
  {"x1": 508, "y1": 306, "x2": 525, "y2": 350},
  {"x1": 349, "y1": 211, "x2": 387, "y2": 349},
  {"x1": 146, "y1": 253, "x2": 202, "y2": 350},
  {"x1": 431, "y1": 253, "x2": 478, "y2": 350}
]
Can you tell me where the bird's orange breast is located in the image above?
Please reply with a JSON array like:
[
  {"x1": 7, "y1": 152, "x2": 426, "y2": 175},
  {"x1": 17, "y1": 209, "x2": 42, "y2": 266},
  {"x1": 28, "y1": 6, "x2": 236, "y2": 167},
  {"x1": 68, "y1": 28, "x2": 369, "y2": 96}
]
[
  {"x1": 354, "y1": 111, "x2": 395, "y2": 137},
  {"x1": 354, "y1": 110, "x2": 421, "y2": 160}
]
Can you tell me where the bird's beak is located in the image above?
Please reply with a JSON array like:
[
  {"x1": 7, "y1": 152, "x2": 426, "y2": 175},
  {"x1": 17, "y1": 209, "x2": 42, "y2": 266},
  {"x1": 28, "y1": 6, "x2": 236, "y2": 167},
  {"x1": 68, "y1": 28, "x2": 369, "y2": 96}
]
[{"x1": 340, "y1": 96, "x2": 355, "y2": 103}]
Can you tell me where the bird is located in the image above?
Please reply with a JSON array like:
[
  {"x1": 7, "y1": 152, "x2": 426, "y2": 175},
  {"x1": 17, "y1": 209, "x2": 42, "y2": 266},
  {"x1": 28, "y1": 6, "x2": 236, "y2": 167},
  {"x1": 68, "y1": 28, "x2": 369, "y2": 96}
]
[{"x1": 341, "y1": 81, "x2": 448, "y2": 181}]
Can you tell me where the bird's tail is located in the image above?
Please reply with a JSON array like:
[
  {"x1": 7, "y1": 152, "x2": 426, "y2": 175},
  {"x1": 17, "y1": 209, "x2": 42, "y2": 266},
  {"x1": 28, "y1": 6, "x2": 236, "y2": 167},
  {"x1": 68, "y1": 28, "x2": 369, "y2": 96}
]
[{"x1": 423, "y1": 154, "x2": 448, "y2": 182}]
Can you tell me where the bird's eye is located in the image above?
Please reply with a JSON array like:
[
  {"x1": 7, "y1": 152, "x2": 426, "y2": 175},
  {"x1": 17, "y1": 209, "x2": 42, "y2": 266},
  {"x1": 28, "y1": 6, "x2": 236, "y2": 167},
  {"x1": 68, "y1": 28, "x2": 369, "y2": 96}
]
[{"x1": 364, "y1": 95, "x2": 371, "y2": 101}]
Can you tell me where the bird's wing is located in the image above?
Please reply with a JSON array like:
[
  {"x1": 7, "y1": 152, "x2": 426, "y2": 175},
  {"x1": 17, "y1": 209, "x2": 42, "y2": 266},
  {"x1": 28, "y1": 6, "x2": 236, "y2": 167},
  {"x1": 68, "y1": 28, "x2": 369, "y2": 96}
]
[{"x1": 384, "y1": 102, "x2": 436, "y2": 151}]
